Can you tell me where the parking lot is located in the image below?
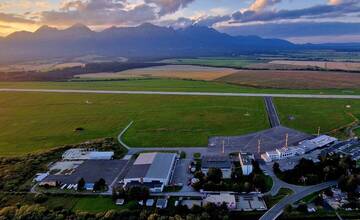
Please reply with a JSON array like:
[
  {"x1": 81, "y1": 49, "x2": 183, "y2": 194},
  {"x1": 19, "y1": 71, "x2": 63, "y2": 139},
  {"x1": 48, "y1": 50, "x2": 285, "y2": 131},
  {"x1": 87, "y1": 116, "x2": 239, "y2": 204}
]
[{"x1": 171, "y1": 158, "x2": 195, "y2": 192}]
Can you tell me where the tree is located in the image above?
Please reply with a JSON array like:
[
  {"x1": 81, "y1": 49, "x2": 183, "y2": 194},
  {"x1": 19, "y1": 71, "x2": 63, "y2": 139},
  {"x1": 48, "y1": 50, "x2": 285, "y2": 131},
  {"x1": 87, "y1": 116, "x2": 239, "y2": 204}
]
[
  {"x1": 253, "y1": 174, "x2": 266, "y2": 192},
  {"x1": 127, "y1": 186, "x2": 149, "y2": 201},
  {"x1": 77, "y1": 178, "x2": 85, "y2": 191},
  {"x1": 273, "y1": 162, "x2": 281, "y2": 174},
  {"x1": 207, "y1": 168, "x2": 223, "y2": 183},
  {"x1": 297, "y1": 203, "x2": 308, "y2": 213},
  {"x1": 93, "y1": 178, "x2": 106, "y2": 191}
]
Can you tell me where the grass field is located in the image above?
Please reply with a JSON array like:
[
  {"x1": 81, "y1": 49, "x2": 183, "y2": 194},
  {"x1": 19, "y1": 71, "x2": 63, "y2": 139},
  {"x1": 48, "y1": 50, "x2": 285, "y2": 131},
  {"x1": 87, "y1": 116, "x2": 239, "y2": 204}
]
[
  {"x1": 216, "y1": 70, "x2": 360, "y2": 89},
  {"x1": 354, "y1": 127, "x2": 360, "y2": 136},
  {"x1": 72, "y1": 197, "x2": 120, "y2": 213},
  {"x1": 1, "y1": 79, "x2": 360, "y2": 95},
  {"x1": 275, "y1": 98, "x2": 360, "y2": 135},
  {"x1": 163, "y1": 58, "x2": 262, "y2": 68},
  {"x1": 76, "y1": 65, "x2": 236, "y2": 80},
  {"x1": 0, "y1": 92, "x2": 268, "y2": 156}
]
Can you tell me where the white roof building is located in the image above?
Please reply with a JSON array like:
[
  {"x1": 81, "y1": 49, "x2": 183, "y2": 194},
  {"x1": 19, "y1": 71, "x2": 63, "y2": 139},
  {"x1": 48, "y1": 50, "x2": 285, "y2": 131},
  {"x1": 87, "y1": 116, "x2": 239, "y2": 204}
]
[
  {"x1": 62, "y1": 148, "x2": 114, "y2": 160},
  {"x1": 299, "y1": 135, "x2": 337, "y2": 152}
]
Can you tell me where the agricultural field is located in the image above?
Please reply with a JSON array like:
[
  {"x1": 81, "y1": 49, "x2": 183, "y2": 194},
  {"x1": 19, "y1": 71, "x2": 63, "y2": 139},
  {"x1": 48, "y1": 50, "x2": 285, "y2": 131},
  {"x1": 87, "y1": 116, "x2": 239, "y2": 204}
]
[
  {"x1": 0, "y1": 92, "x2": 268, "y2": 156},
  {"x1": 0, "y1": 60, "x2": 85, "y2": 73},
  {"x1": 270, "y1": 60, "x2": 360, "y2": 71},
  {"x1": 75, "y1": 65, "x2": 236, "y2": 80},
  {"x1": 275, "y1": 98, "x2": 360, "y2": 136},
  {"x1": 162, "y1": 57, "x2": 262, "y2": 68},
  {"x1": 216, "y1": 70, "x2": 360, "y2": 89},
  {"x1": 1, "y1": 79, "x2": 360, "y2": 95}
]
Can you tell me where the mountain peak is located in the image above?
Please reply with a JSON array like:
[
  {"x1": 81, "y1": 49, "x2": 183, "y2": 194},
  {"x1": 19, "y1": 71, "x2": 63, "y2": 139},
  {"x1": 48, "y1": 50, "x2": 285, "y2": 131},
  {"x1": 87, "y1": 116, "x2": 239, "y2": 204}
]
[
  {"x1": 138, "y1": 22, "x2": 159, "y2": 29},
  {"x1": 35, "y1": 25, "x2": 58, "y2": 33},
  {"x1": 66, "y1": 23, "x2": 92, "y2": 32}
]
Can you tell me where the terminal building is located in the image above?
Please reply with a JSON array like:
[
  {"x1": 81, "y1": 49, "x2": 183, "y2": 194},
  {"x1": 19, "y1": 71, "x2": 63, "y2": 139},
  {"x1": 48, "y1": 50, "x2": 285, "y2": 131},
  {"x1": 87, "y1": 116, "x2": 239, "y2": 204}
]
[
  {"x1": 261, "y1": 135, "x2": 337, "y2": 162},
  {"x1": 123, "y1": 152, "x2": 177, "y2": 192}
]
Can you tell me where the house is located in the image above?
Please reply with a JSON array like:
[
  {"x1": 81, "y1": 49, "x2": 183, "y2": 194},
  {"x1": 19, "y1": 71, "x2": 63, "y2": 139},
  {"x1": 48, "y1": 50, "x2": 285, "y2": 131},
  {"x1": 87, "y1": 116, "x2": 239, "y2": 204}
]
[
  {"x1": 116, "y1": 199, "x2": 125, "y2": 206},
  {"x1": 146, "y1": 199, "x2": 155, "y2": 207},
  {"x1": 239, "y1": 153, "x2": 254, "y2": 175},
  {"x1": 203, "y1": 193, "x2": 236, "y2": 210},
  {"x1": 156, "y1": 199, "x2": 168, "y2": 209},
  {"x1": 123, "y1": 152, "x2": 177, "y2": 192},
  {"x1": 201, "y1": 155, "x2": 232, "y2": 178}
]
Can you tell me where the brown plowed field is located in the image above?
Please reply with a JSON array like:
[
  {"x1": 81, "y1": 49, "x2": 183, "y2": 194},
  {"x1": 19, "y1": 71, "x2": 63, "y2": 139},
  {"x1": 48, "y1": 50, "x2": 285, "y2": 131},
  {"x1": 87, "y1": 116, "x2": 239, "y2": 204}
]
[{"x1": 215, "y1": 70, "x2": 360, "y2": 89}]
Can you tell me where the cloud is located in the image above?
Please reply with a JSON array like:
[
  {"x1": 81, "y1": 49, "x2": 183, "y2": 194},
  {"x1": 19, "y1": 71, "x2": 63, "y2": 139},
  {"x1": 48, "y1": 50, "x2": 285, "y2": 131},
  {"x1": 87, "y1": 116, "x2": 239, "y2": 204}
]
[
  {"x1": 232, "y1": 0, "x2": 360, "y2": 23},
  {"x1": 0, "y1": 12, "x2": 35, "y2": 24},
  {"x1": 194, "y1": 15, "x2": 231, "y2": 27},
  {"x1": 145, "y1": 0, "x2": 195, "y2": 16},
  {"x1": 41, "y1": 0, "x2": 157, "y2": 26},
  {"x1": 249, "y1": 0, "x2": 281, "y2": 11},
  {"x1": 219, "y1": 21, "x2": 360, "y2": 38}
]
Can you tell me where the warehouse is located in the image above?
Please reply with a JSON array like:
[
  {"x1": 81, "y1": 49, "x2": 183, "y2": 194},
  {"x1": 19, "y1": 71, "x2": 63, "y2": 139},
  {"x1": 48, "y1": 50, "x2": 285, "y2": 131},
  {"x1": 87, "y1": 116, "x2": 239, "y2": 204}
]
[
  {"x1": 123, "y1": 152, "x2": 177, "y2": 192},
  {"x1": 41, "y1": 160, "x2": 127, "y2": 190}
]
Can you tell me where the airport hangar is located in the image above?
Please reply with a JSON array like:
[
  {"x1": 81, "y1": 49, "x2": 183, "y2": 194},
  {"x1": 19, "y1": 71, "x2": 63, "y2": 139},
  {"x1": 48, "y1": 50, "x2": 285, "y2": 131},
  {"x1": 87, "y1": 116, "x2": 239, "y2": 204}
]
[{"x1": 123, "y1": 152, "x2": 177, "y2": 192}]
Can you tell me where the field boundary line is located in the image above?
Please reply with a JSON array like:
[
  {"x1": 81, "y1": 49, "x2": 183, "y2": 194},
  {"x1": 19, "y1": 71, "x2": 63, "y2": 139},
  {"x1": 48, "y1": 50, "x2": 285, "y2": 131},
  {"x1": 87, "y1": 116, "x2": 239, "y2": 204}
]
[{"x1": 117, "y1": 121, "x2": 134, "y2": 150}]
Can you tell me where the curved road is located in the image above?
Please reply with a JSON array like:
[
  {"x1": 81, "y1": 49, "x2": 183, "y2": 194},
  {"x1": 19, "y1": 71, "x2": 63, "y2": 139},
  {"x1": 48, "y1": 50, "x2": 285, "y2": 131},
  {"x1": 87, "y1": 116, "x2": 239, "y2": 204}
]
[
  {"x1": 1, "y1": 88, "x2": 360, "y2": 99},
  {"x1": 260, "y1": 181, "x2": 337, "y2": 220}
]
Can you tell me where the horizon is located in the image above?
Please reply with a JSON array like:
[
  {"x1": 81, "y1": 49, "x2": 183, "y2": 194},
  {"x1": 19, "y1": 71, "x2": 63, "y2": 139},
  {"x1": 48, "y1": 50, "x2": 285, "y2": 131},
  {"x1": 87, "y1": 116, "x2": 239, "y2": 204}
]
[{"x1": 0, "y1": 0, "x2": 359, "y2": 43}]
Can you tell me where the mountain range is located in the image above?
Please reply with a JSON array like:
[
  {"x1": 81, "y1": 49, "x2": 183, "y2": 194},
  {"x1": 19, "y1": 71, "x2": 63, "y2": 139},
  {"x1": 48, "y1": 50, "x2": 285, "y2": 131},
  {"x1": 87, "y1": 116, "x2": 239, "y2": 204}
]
[{"x1": 0, "y1": 23, "x2": 359, "y2": 63}]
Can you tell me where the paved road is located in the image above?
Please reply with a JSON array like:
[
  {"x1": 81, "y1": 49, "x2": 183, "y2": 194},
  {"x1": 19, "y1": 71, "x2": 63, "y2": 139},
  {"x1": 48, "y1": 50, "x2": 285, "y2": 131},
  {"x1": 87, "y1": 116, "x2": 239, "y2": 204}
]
[
  {"x1": 260, "y1": 181, "x2": 337, "y2": 220},
  {"x1": 264, "y1": 97, "x2": 281, "y2": 127},
  {"x1": 260, "y1": 163, "x2": 306, "y2": 196},
  {"x1": 1, "y1": 88, "x2": 360, "y2": 99}
]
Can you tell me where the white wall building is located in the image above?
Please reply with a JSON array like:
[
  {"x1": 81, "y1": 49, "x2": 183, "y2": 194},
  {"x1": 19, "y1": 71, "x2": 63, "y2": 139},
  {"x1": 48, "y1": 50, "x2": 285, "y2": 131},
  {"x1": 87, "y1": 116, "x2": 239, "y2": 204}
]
[{"x1": 239, "y1": 153, "x2": 254, "y2": 175}]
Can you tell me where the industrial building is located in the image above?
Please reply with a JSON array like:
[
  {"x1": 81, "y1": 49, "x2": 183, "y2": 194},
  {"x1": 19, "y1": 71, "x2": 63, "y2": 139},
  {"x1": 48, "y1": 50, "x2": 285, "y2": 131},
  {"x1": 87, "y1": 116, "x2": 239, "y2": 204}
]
[
  {"x1": 62, "y1": 148, "x2": 114, "y2": 160},
  {"x1": 201, "y1": 155, "x2": 232, "y2": 178},
  {"x1": 123, "y1": 152, "x2": 177, "y2": 192},
  {"x1": 40, "y1": 160, "x2": 127, "y2": 190},
  {"x1": 239, "y1": 153, "x2": 254, "y2": 176}
]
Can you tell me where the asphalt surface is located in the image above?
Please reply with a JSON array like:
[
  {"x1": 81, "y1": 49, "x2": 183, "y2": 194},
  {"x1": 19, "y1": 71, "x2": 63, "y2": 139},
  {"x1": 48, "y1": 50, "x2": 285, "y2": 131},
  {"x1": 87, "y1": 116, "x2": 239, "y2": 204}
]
[
  {"x1": 259, "y1": 181, "x2": 337, "y2": 220},
  {"x1": 1, "y1": 88, "x2": 360, "y2": 99},
  {"x1": 264, "y1": 97, "x2": 281, "y2": 127}
]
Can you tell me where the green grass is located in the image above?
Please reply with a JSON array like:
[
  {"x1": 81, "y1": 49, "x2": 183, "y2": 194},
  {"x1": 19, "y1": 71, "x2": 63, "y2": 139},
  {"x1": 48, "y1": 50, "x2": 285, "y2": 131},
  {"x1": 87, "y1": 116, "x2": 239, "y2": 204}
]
[
  {"x1": 275, "y1": 98, "x2": 360, "y2": 136},
  {"x1": 0, "y1": 79, "x2": 360, "y2": 95},
  {"x1": 72, "y1": 197, "x2": 119, "y2": 213},
  {"x1": 354, "y1": 127, "x2": 360, "y2": 136},
  {"x1": 0, "y1": 92, "x2": 268, "y2": 156},
  {"x1": 162, "y1": 57, "x2": 262, "y2": 68}
]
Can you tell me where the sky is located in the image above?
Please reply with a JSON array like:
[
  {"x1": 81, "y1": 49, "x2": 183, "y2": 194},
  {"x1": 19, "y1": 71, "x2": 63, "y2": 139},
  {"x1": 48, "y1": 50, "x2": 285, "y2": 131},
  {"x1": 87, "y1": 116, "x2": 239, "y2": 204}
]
[{"x1": 0, "y1": 0, "x2": 359, "y2": 43}]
